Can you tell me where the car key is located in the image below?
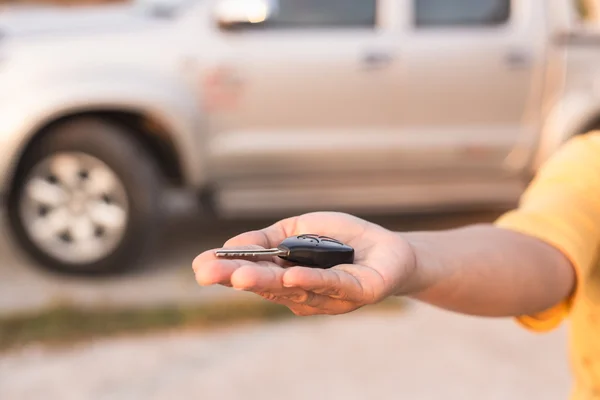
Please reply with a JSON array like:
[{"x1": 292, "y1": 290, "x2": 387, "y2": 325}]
[{"x1": 214, "y1": 234, "x2": 354, "y2": 269}]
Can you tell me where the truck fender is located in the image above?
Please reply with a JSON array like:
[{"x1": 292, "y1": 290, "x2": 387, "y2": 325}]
[
  {"x1": 530, "y1": 92, "x2": 600, "y2": 173},
  {"x1": 4, "y1": 71, "x2": 208, "y2": 190}
]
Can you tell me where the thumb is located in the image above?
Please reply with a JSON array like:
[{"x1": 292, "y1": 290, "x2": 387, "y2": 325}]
[{"x1": 223, "y1": 218, "x2": 297, "y2": 249}]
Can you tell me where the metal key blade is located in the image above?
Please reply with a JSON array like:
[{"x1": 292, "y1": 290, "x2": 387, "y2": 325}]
[{"x1": 214, "y1": 248, "x2": 289, "y2": 258}]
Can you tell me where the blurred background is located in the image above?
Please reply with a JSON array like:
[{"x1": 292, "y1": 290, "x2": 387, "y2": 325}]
[{"x1": 1, "y1": 0, "x2": 598, "y2": 398}]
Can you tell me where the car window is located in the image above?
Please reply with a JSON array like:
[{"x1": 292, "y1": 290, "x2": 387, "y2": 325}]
[
  {"x1": 414, "y1": 0, "x2": 510, "y2": 28},
  {"x1": 264, "y1": 0, "x2": 376, "y2": 29}
]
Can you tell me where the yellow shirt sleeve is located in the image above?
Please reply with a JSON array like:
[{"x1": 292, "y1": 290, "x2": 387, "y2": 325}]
[{"x1": 495, "y1": 131, "x2": 600, "y2": 332}]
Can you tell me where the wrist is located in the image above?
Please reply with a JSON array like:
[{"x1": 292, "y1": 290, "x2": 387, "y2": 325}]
[{"x1": 393, "y1": 232, "x2": 442, "y2": 298}]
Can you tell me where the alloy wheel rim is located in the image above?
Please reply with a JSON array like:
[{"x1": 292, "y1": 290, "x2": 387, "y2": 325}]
[{"x1": 19, "y1": 152, "x2": 129, "y2": 265}]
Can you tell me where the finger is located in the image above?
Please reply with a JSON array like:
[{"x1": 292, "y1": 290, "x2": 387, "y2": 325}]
[
  {"x1": 255, "y1": 287, "x2": 320, "y2": 306},
  {"x1": 192, "y1": 248, "x2": 219, "y2": 273},
  {"x1": 254, "y1": 289, "x2": 357, "y2": 315},
  {"x1": 193, "y1": 256, "x2": 248, "y2": 286},
  {"x1": 277, "y1": 290, "x2": 331, "y2": 309},
  {"x1": 224, "y1": 223, "x2": 289, "y2": 249},
  {"x1": 252, "y1": 293, "x2": 319, "y2": 316},
  {"x1": 281, "y1": 266, "x2": 367, "y2": 302},
  {"x1": 229, "y1": 264, "x2": 327, "y2": 306},
  {"x1": 193, "y1": 244, "x2": 275, "y2": 286},
  {"x1": 230, "y1": 263, "x2": 285, "y2": 291}
]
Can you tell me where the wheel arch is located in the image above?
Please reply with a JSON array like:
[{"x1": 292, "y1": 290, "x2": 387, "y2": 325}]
[{"x1": 8, "y1": 107, "x2": 189, "y2": 195}]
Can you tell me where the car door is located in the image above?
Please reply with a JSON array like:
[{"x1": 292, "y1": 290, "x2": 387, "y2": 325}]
[
  {"x1": 203, "y1": 0, "x2": 404, "y2": 180},
  {"x1": 397, "y1": 0, "x2": 546, "y2": 173}
]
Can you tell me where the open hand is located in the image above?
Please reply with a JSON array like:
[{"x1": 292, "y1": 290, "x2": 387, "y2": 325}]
[{"x1": 193, "y1": 212, "x2": 416, "y2": 316}]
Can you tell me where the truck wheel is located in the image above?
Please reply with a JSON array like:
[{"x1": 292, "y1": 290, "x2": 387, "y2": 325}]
[{"x1": 7, "y1": 118, "x2": 166, "y2": 275}]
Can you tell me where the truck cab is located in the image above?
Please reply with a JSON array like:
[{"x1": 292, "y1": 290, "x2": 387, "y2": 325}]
[{"x1": 186, "y1": 0, "x2": 578, "y2": 215}]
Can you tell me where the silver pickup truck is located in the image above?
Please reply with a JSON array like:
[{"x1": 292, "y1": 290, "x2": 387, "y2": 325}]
[{"x1": 0, "y1": 0, "x2": 596, "y2": 274}]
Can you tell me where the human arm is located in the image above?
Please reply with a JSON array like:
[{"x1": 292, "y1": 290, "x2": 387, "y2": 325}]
[
  {"x1": 192, "y1": 214, "x2": 574, "y2": 320},
  {"x1": 193, "y1": 133, "x2": 600, "y2": 325},
  {"x1": 406, "y1": 132, "x2": 600, "y2": 325},
  {"x1": 401, "y1": 224, "x2": 575, "y2": 318}
]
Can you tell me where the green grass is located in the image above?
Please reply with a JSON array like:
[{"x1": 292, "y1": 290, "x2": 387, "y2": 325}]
[{"x1": 0, "y1": 297, "x2": 405, "y2": 353}]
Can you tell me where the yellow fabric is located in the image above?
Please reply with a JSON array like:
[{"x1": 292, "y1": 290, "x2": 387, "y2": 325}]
[{"x1": 494, "y1": 131, "x2": 600, "y2": 398}]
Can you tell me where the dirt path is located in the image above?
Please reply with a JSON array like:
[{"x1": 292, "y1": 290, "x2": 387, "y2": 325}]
[{"x1": 0, "y1": 301, "x2": 572, "y2": 400}]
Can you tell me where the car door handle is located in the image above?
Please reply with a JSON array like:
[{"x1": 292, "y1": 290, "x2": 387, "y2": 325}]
[
  {"x1": 361, "y1": 51, "x2": 394, "y2": 69},
  {"x1": 505, "y1": 49, "x2": 530, "y2": 68}
]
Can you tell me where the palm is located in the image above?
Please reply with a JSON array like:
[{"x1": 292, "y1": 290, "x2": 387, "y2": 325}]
[{"x1": 193, "y1": 212, "x2": 415, "y2": 315}]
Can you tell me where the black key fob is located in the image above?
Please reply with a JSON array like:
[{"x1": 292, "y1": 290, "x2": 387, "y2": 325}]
[{"x1": 277, "y1": 234, "x2": 354, "y2": 269}]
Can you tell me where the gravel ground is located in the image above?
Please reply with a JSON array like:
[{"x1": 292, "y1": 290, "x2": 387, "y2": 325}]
[{"x1": 0, "y1": 300, "x2": 571, "y2": 400}]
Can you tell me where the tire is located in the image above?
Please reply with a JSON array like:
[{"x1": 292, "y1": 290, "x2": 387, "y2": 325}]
[{"x1": 7, "y1": 117, "x2": 166, "y2": 275}]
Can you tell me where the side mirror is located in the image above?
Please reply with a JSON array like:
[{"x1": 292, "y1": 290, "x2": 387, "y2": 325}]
[{"x1": 213, "y1": 0, "x2": 278, "y2": 28}]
